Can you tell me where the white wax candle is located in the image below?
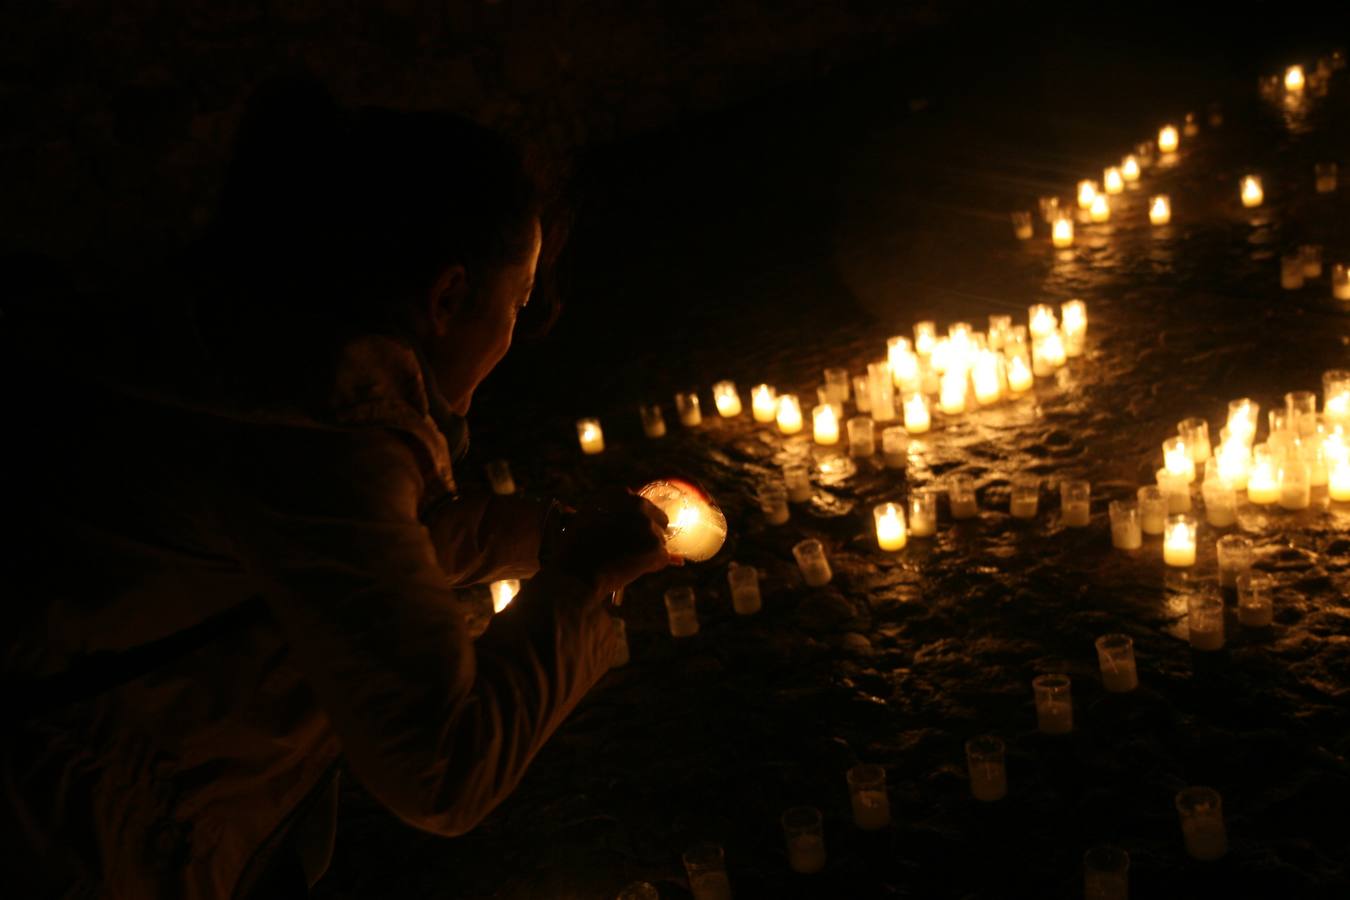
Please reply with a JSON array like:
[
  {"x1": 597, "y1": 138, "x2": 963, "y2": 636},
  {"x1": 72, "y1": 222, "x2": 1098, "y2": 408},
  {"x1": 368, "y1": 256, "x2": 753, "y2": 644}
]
[
  {"x1": 903, "y1": 393, "x2": 931, "y2": 434},
  {"x1": 971, "y1": 353, "x2": 1002, "y2": 404},
  {"x1": 1150, "y1": 195, "x2": 1172, "y2": 225},
  {"x1": 1041, "y1": 332, "x2": 1067, "y2": 368},
  {"x1": 1285, "y1": 64, "x2": 1305, "y2": 91},
  {"x1": 727, "y1": 564, "x2": 762, "y2": 616},
  {"x1": 1006, "y1": 354, "x2": 1033, "y2": 393},
  {"x1": 939, "y1": 368, "x2": 967, "y2": 415},
  {"x1": 489, "y1": 579, "x2": 521, "y2": 613},
  {"x1": 1163, "y1": 517, "x2": 1197, "y2": 567},
  {"x1": 1163, "y1": 437, "x2": 1196, "y2": 483},
  {"x1": 1089, "y1": 194, "x2": 1110, "y2": 223},
  {"x1": 1121, "y1": 155, "x2": 1141, "y2": 182},
  {"x1": 1241, "y1": 175, "x2": 1264, "y2": 208},
  {"x1": 794, "y1": 542, "x2": 832, "y2": 587},
  {"x1": 1331, "y1": 459, "x2": 1350, "y2": 501},
  {"x1": 1158, "y1": 124, "x2": 1179, "y2": 153},
  {"x1": 577, "y1": 419, "x2": 605, "y2": 455},
  {"x1": 1103, "y1": 167, "x2": 1124, "y2": 194},
  {"x1": 1033, "y1": 675, "x2": 1073, "y2": 735},
  {"x1": 777, "y1": 394, "x2": 804, "y2": 435},
  {"x1": 882, "y1": 427, "x2": 908, "y2": 468},
  {"x1": 908, "y1": 494, "x2": 937, "y2": 537},
  {"x1": 1028, "y1": 304, "x2": 1057, "y2": 338},
  {"x1": 949, "y1": 483, "x2": 979, "y2": 519},
  {"x1": 752, "y1": 384, "x2": 778, "y2": 422},
  {"x1": 868, "y1": 362, "x2": 897, "y2": 423},
  {"x1": 1278, "y1": 462, "x2": 1310, "y2": 510},
  {"x1": 713, "y1": 381, "x2": 742, "y2": 417},
  {"x1": 812, "y1": 403, "x2": 839, "y2": 445},
  {"x1": 1188, "y1": 599, "x2": 1225, "y2": 651},
  {"x1": 1247, "y1": 460, "x2": 1279, "y2": 504},
  {"x1": 1202, "y1": 482, "x2": 1237, "y2": 528},
  {"x1": 641, "y1": 483, "x2": 729, "y2": 561},
  {"x1": 1052, "y1": 216, "x2": 1074, "y2": 248},
  {"x1": 689, "y1": 872, "x2": 733, "y2": 900},
  {"x1": 873, "y1": 503, "x2": 908, "y2": 551},
  {"x1": 1216, "y1": 442, "x2": 1250, "y2": 490}
]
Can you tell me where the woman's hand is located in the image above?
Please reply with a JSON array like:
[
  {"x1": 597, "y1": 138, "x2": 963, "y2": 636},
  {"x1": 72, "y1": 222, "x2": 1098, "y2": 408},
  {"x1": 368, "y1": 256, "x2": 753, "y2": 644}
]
[{"x1": 554, "y1": 490, "x2": 675, "y2": 595}]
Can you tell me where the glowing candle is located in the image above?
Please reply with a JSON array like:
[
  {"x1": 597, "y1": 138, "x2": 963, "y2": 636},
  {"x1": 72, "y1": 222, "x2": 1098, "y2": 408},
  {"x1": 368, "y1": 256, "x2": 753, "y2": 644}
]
[
  {"x1": 1281, "y1": 253, "x2": 1305, "y2": 290},
  {"x1": 1032, "y1": 674, "x2": 1073, "y2": 735},
  {"x1": 1060, "y1": 299, "x2": 1086, "y2": 357},
  {"x1": 1077, "y1": 179, "x2": 1099, "y2": 210},
  {"x1": 1033, "y1": 332, "x2": 1066, "y2": 374},
  {"x1": 1010, "y1": 475, "x2": 1039, "y2": 519},
  {"x1": 891, "y1": 347, "x2": 922, "y2": 393},
  {"x1": 1226, "y1": 398, "x2": 1260, "y2": 444},
  {"x1": 1330, "y1": 458, "x2": 1350, "y2": 501},
  {"x1": 1149, "y1": 194, "x2": 1172, "y2": 225},
  {"x1": 1178, "y1": 418, "x2": 1212, "y2": 462},
  {"x1": 847, "y1": 764, "x2": 892, "y2": 831},
  {"x1": 712, "y1": 381, "x2": 742, "y2": 417},
  {"x1": 1103, "y1": 167, "x2": 1124, "y2": 195},
  {"x1": 1158, "y1": 124, "x2": 1179, "y2": 154},
  {"x1": 1156, "y1": 467, "x2": 1191, "y2": 513},
  {"x1": 1052, "y1": 214, "x2": 1074, "y2": 248},
  {"x1": 847, "y1": 416, "x2": 875, "y2": 458},
  {"x1": 640, "y1": 479, "x2": 729, "y2": 561},
  {"x1": 1278, "y1": 458, "x2": 1310, "y2": 510},
  {"x1": 1175, "y1": 787, "x2": 1227, "y2": 861},
  {"x1": 752, "y1": 384, "x2": 778, "y2": 423},
  {"x1": 852, "y1": 375, "x2": 872, "y2": 412},
  {"x1": 776, "y1": 394, "x2": 804, "y2": 435},
  {"x1": 1121, "y1": 155, "x2": 1141, "y2": 182},
  {"x1": 1163, "y1": 514, "x2": 1197, "y2": 567},
  {"x1": 1096, "y1": 634, "x2": 1138, "y2": 692},
  {"x1": 939, "y1": 368, "x2": 968, "y2": 415},
  {"x1": 1089, "y1": 194, "x2": 1110, "y2": 223},
  {"x1": 908, "y1": 490, "x2": 938, "y2": 537},
  {"x1": 812, "y1": 403, "x2": 839, "y2": 445},
  {"x1": 1006, "y1": 352, "x2": 1034, "y2": 393},
  {"x1": 1163, "y1": 437, "x2": 1196, "y2": 483},
  {"x1": 823, "y1": 367, "x2": 850, "y2": 405},
  {"x1": 873, "y1": 502, "x2": 908, "y2": 551},
  {"x1": 1301, "y1": 244, "x2": 1323, "y2": 278},
  {"x1": 1216, "y1": 441, "x2": 1251, "y2": 490},
  {"x1": 1285, "y1": 64, "x2": 1306, "y2": 92},
  {"x1": 948, "y1": 474, "x2": 979, "y2": 519},
  {"x1": 576, "y1": 418, "x2": 605, "y2": 455},
  {"x1": 1241, "y1": 175, "x2": 1264, "y2": 208},
  {"x1": 1247, "y1": 445, "x2": 1280, "y2": 504},
  {"x1": 903, "y1": 392, "x2": 931, "y2": 434},
  {"x1": 914, "y1": 321, "x2": 937, "y2": 358},
  {"x1": 489, "y1": 578, "x2": 521, "y2": 613},
  {"x1": 1202, "y1": 479, "x2": 1237, "y2": 527},
  {"x1": 1333, "y1": 264, "x2": 1350, "y2": 300},
  {"x1": 972, "y1": 351, "x2": 1002, "y2": 404},
  {"x1": 675, "y1": 391, "x2": 703, "y2": 427},
  {"x1": 1028, "y1": 303, "x2": 1057, "y2": 339}
]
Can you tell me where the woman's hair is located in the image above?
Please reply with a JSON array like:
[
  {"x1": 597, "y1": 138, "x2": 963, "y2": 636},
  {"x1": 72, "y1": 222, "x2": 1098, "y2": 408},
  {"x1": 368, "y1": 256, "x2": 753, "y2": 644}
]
[{"x1": 199, "y1": 77, "x2": 564, "y2": 399}]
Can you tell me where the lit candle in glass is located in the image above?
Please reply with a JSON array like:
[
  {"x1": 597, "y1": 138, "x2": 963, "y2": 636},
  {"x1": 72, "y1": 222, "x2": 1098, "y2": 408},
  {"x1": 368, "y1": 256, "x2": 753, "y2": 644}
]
[
  {"x1": 1121, "y1": 155, "x2": 1141, "y2": 182},
  {"x1": 1216, "y1": 441, "x2": 1251, "y2": 490},
  {"x1": 812, "y1": 403, "x2": 839, "y2": 445},
  {"x1": 1102, "y1": 167, "x2": 1124, "y2": 195},
  {"x1": 1038, "y1": 194, "x2": 1061, "y2": 224},
  {"x1": 1060, "y1": 300, "x2": 1087, "y2": 357},
  {"x1": 1032, "y1": 674, "x2": 1073, "y2": 735},
  {"x1": 712, "y1": 381, "x2": 742, "y2": 417},
  {"x1": 1163, "y1": 514, "x2": 1197, "y2": 567},
  {"x1": 873, "y1": 502, "x2": 908, "y2": 551},
  {"x1": 576, "y1": 418, "x2": 605, "y2": 455},
  {"x1": 1202, "y1": 477, "x2": 1237, "y2": 528},
  {"x1": 1163, "y1": 436, "x2": 1196, "y2": 483},
  {"x1": 1226, "y1": 398, "x2": 1260, "y2": 445},
  {"x1": 1096, "y1": 634, "x2": 1139, "y2": 692},
  {"x1": 1006, "y1": 351, "x2": 1034, "y2": 393},
  {"x1": 1246, "y1": 445, "x2": 1280, "y2": 504},
  {"x1": 914, "y1": 321, "x2": 937, "y2": 358},
  {"x1": 1033, "y1": 331, "x2": 1067, "y2": 373},
  {"x1": 1333, "y1": 264, "x2": 1350, "y2": 300},
  {"x1": 1301, "y1": 244, "x2": 1323, "y2": 278},
  {"x1": 1077, "y1": 179, "x2": 1098, "y2": 210},
  {"x1": 1156, "y1": 467, "x2": 1191, "y2": 514},
  {"x1": 1137, "y1": 486, "x2": 1167, "y2": 535},
  {"x1": 484, "y1": 459, "x2": 517, "y2": 496},
  {"x1": 489, "y1": 578, "x2": 521, "y2": 613},
  {"x1": 939, "y1": 368, "x2": 968, "y2": 415},
  {"x1": 908, "y1": 489, "x2": 938, "y2": 537},
  {"x1": 1028, "y1": 303, "x2": 1057, "y2": 339},
  {"x1": 1281, "y1": 253, "x2": 1305, "y2": 290},
  {"x1": 1088, "y1": 194, "x2": 1110, "y2": 223},
  {"x1": 777, "y1": 394, "x2": 804, "y2": 435},
  {"x1": 1149, "y1": 194, "x2": 1172, "y2": 225},
  {"x1": 1324, "y1": 370, "x2": 1350, "y2": 424},
  {"x1": 1158, "y1": 124, "x2": 1179, "y2": 153},
  {"x1": 1052, "y1": 214, "x2": 1074, "y2": 248},
  {"x1": 1332, "y1": 458, "x2": 1350, "y2": 502},
  {"x1": 948, "y1": 474, "x2": 978, "y2": 519},
  {"x1": 1241, "y1": 175, "x2": 1264, "y2": 207},
  {"x1": 1285, "y1": 64, "x2": 1306, "y2": 91},
  {"x1": 847, "y1": 416, "x2": 876, "y2": 458},
  {"x1": 1010, "y1": 474, "x2": 1039, "y2": 519},
  {"x1": 752, "y1": 384, "x2": 778, "y2": 423},
  {"x1": 972, "y1": 351, "x2": 1002, "y2": 404},
  {"x1": 903, "y1": 392, "x2": 931, "y2": 434},
  {"x1": 1178, "y1": 418, "x2": 1212, "y2": 462},
  {"x1": 639, "y1": 479, "x2": 728, "y2": 561}
]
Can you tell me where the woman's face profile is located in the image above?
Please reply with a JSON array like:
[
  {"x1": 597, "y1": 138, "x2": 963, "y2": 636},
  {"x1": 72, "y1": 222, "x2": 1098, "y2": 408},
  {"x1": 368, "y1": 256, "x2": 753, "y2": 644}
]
[{"x1": 422, "y1": 218, "x2": 542, "y2": 415}]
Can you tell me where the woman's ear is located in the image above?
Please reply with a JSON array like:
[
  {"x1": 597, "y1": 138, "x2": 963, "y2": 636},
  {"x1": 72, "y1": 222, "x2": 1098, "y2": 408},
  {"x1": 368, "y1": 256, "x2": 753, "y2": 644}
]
[{"x1": 425, "y1": 264, "x2": 469, "y2": 337}]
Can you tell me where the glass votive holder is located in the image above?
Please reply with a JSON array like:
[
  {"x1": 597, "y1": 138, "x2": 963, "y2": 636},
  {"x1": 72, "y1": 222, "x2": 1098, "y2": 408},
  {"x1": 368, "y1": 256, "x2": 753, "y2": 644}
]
[
  {"x1": 1286, "y1": 390, "x2": 1318, "y2": 436},
  {"x1": 1011, "y1": 210, "x2": 1034, "y2": 240},
  {"x1": 1032, "y1": 674, "x2": 1073, "y2": 735},
  {"x1": 1228, "y1": 397, "x2": 1260, "y2": 439},
  {"x1": 988, "y1": 313, "x2": 1013, "y2": 348},
  {"x1": 1178, "y1": 418, "x2": 1212, "y2": 462},
  {"x1": 1237, "y1": 572, "x2": 1275, "y2": 627},
  {"x1": 846, "y1": 763, "x2": 892, "y2": 831},
  {"x1": 1109, "y1": 500, "x2": 1142, "y2": 550},
  {"x1": 1137, "y1": 486, "x2": 1167, "y2": 535},
  {"x1": 1175, "y1": 786, "x2": 1228, "y2": 861},
  {"x1": 783, "y1": 461, "x2": 812, "y2": 503},
  {"x1": 618, "y1": 881, "x2": 660, "y2": 900},
  {"x1": 727, "y1": 562, "x2": 762, "y2": 616},
  {"x1": 965, "y1": 735, "x2": 1007, "y2": 802},
  {"x1": 1301, "y1": 244, "x2": 1324, "y2": 278},
  {"x1": 873, "y1": 502, "x2": 907, "y2": 551},
  {"x1": 1052, "y1": 213, "x2": 1074, "y2": 248},
  {"x1": 712, "y1": 380, "x2": 742, "y2": 418},
  {"x1": 1315, "y1": 161, "x2": 1338, "y2": 193},
  {"x1": 484, "y1": 459, "x2": 517, "y2": 495},
  {"x1": 908, "y1": 489, "x2": 938, "y2": 537},
  {"x1": 868, "y1": 361, "x2": 897, "y2": 423},
  {"x1": 847, "y1": 416, "x2": 876, "y2": 458},
  {"x1": 812, "y1": 403, "x2": 840, "y2": 446},
  {"x1": 759, "y1": 484, "x2": 790, "y2": 525},
  {"x1": 776, "y1": 394, "x2": 804, "y2": 435},
  {"x1": 781, "y1": 806, "x2": 826, "y2": 874},
  {"x1": 1083, "y1": 846, "x2": 1130, "y2": 900},
  {"x1": 682, "y1": 842, "x2": 734, "y2": 900},
  {"x1": 823, "y1": 366, "x2": 850, "y2": 406},
  {"x1": 639, "y1": 402, "x2": 667, "y2": 438},
  {"x1": 1334, "y1": 264, "x2": 1350, "y2": 301},
  {"x1": 1281, "y1": 253, "x2": 1306, "y2": 290},
  {"x1": 1163, "y1": 514, "x2": 1197, "y2": 567},
  {"x1": 1202, "y1": 479, "x2": 1237, "y2": 528},
  {"x1": 1162, "y1": 436, "x2": 1196, "y2": 483},
  {"x1": 881, "y1": 426, "x2": 909, "y2": 468},
  {"x1": 850, "y1": 375, "x2": 872, "y2": 413},
  {"x1": 1060, "y1": 480, "x2": 1091, "y2": 527},
  {"x1": 577, "y1": 418, "x2": 605, "y2": 455},
  {"x1": 1038, "y1": 194, "x2": 1060, "y2": 224},
  {"x1": 1149, "y1": 193, "x2": 1172, "y2": 225},
  {"x1": 1010, "y1": 474, "x2": 1039, "y2": 519},
  {"x1": 793, "y1": 539, "x2": 832, "y2": 587},
  {"x1": 676, "y1": 391, "x2": 704, "y2": 427},
  {"x1": 948, "y1": 474, "x2": 979, "y2": 519},
  {"x1": 1187, "y1": 593, "x2": 1225, "y2": 651},
  {"x1": 1278, "y1": 458, "x2": 1311, "y2": 510},
  {"x1": 1216, "y1": 534, "x2": 1253, "y2": 588},
  {"x1": 1156, "y1": 468, "x2": 1192, "y2": 514},
  {"x1": 902, "y1": 392, "x2": 931, "y2": 434},
  {"x1": 1096, "y1": 634, "x2": 1139, "y2": 692},
  {"x1": 664, "y1": 586, "x2": 700, "y2": 638}
]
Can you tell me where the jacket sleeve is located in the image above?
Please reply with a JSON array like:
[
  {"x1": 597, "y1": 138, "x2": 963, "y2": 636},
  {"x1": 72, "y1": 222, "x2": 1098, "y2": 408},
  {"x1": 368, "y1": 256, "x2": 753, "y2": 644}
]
[
  {"x1": 422, "y1": 492, "x2": 546, "y2": 587},
  {"x1": 225, "y1": 425, "x2": 619, "y2": 836}
]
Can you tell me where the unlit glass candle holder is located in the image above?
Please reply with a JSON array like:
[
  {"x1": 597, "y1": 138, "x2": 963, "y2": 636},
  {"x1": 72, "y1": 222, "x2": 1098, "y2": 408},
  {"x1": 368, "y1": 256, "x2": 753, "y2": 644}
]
[
  {"x1": 664, "y1": 586, "x2": 700, "y2": 638},
  {"x1": 782, "y1": 461, "x2": 812, "y2": 503},
  {"x1": 1109, "y1": 500, "x2": 1142, "y2": 550},
  {"x1": 484, "y1": 459, "x2": 516, "y2": 495},
  {"x1": 1301, "y1": 244, "x2": 1324, "y2": 278},
  {"x1": 639, "y1": 402, "x2": 667, "y2": 438},
  {"x1": 846, "y1": 763, "x2": 892, "y2": 831},
  {"x1": 1216, "y1": 534, "x2": 1253, "y2": 588},
  {"x1": 1202, "y1": 478, "x2": 1237, "y2": 528},
  {"x1": 948, "y1": 474, "x2": 978, "y2": 520},
  {"x1": 726, "y1": 562, "x2": 762, "y2": 616},
  {"x1": 1011, "y1": 210, "x2": 1034, "y2": 240},
  {"x1": 1156, "y1": 468, "x2": 1192, "y2": 514},
  {"x1": 1315, "y1": 161, "x2": 1338, "y2": 193},
  {"x1": 1032, "y1": 674, "x2": 1073, "y2": 735},
  {"x1": 1096, "y1": 634, "x2": 1139, "y2": 692},
  {"x1": 781, "y1": 806, "x2": 826, "y2": 874},
  {"x1": 1175, "y1": 786, "x2": 1227, "y2": 861},
  {"x1": 1187, "y1": 593, "x2": 1225, "y2": 651},
  {"x1": 1285, "y1": 390, "x2": 1318, "y2": 436},
  {"x1": 793, "y1": 539, "x2": 832, "y2": 587},
  {"x1": 965, "y1": 735, "x2": 1007, "y2": 802},
  {"x1": 618, "y1": 881, "x2": 660, "y2": 900},
  {"x1": 1237, "y1": 572, "x2": 1274, "y2": 627},
  {"x1": 682, "y1": 842, "x2": 734, "y2": 900},
  {"x1": 850, "y1": 375, "x2": 871, "y2": 413},
  {"x1": 847, "y1": 416, "x2": 876, "y2": 458},
  {"x1": 908, "y1": 489, "x2": 938, "y2": 537},
  {"x1": 1137, "y1": 486, "x2": 1167, "y2": 535},
  {"x1": 1281, "y1": 253, "x2": 1306, "y2": 290},
  {"x1": 868, "y1": 361, "x2": 897, "y2": 423},
  {"x1": 1083, "y1": 845, "x2": 1130, "y2": 900},
  {"x1": 1010, "y1": 474, "x2": 1040, "y2": 519},
  {"x1": 1060, "y1": 480, "x2": 1091, "y2": 527},
  {"x1": 759, "y1": 484, "x2": 790, "y2": 525}
]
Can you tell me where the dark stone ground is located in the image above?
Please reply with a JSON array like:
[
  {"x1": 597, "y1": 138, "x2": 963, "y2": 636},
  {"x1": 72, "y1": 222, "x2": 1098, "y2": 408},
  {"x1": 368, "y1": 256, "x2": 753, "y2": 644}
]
[{"x1": 316, "y1": 37, "x2": 1350, "y2": 900}]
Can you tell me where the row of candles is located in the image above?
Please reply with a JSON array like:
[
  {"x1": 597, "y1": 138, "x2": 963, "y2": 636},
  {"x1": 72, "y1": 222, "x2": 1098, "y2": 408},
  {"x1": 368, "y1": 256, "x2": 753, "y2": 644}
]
[{"x1": 574, "y1": 300, "x2": 1090, "y2": 457}]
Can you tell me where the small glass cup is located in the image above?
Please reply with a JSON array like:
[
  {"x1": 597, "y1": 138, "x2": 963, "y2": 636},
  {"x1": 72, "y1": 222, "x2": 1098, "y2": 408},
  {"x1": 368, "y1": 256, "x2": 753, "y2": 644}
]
[
  {"x1": 1038, "y1": 194, "x2": 1061, "y2": 223},
  {"x1": 664, "y1": 586, "x2": 699, "y2": 638},
  {"x1": 484, "y1": 459, "x2": 516, "y2": 495},
  {"x1": 1335, "y1": 264, "x2": 1350, "y2": 301},
  {"x1": 823, "y1": 367, "x2": 850, "y2": 405},
  {"x1": 782, "y1": 461, "x2": 812, "y2": 503},
  {"x1": 1164, "y1": 514, "x2": 1197, "y2": 567},
  {"x1": 1083, "y1": 845, "x2": 1130, "y2": 900},
  {"x1": 1237, "y1": 572, "x2": 1274, "y2": 627},
  {"x1": 781, "y1": 806, "x2": 826, "y2": 874},
  {"x1": 1315, "y1": 161, "x2": 1339, "y2": 193},
  {"x1": 639, "y1": 402, "x2": 667, "y2": 438},
  {"x1": 1278, "y1": 457, "x2": 1311, "y2": 510},
  {"x1": 682, "y1": 843, "x2": 734, "y2": 900},
  {"x1": 675, "y1": 391, "x2": 704, "y2": 427},
  {"x1": 1175, "y1": 787, "x2": 1227, "y2": 861},
  {"x1": 1286, "y1": 390, "x2": 1318, "y2": 436},
  {"x1": 759, "y1": 484, "x2": 790, "y2": 525},
  {"x1": 1156, "y1": 467, "x2": 1191, "y2": 514},
  {"x1": 846, "y1": 763, "x2": 892, "y2": 830},
  {"x1": 965, "y1": 735, "x2": 1007, "y2": 801},
  {"x1": 1228, "y1": 398, "x2": 1260, "y2": 440},
  {"x1": 881, "y1": 426, "x2": 908, "y2": 468},
  {"x1": 576, "y1": 418, "x2": 605, "y2": 455},
  {"x1": 618, "y1": 881, "x2": 661, "y2": 900},
  {"x1": 1281, "y1": 253, "x2": 1306, "y2": 290},
  {"x1": 793, "y1": 539, "x2": 832, "y2": 587},
  {"x1": 1060, "y1": 480, "x2": 1091, "y2": 527},
  {"x1": 727, "y1": 562, "x2": 762, "y2": 616},
  {"x1": 1010, "y1": 474, "x2": 1040, "y2": 519},
  {"x1": 1032, "y1": 674, "x2": 1073, "y2": 735},
  {"x1": 1011, "y1": 210, "x2": 1034, "y2": 240},
  {"x1": 1109, "y1": 500, "x2": 1142, "y2": 549},
  {"x1": 1216, "y1": 534, "x2": 1253, "y2": 588},
  {"x1": 851, "y1": 375, "x2": 872, "y2": 413},
  {"x1": 1202, "y1": 479, "x2": 1237, "y2": 528},
  {"x1": 1187, "y1": 594, "x2": 1225, "y2": 651},
  {"x1": 908, "y1": 489, "x2": 939, "y2": 537},
  {"x1": 873, "y1": 502, "x2": 907, "y2": 551},
  {"x1": 847, "y1": 416, "x2": 876, "y2": 458},
  {"x1": 1178, "y1": 418, "x2": 1212, "y2": 462},
  {"x1": 1137, "y1": 486, "x2": 1167, "y2": 535},
  {"x1": 948, "y1": 474, "x2": 979, "y2": 520},
  {"x1": 1301, "y1": 244, "x2": 1324, "y2": 278},
  {"x1": 1096, "y1": 634, "x2": 1138, "y2": 692}
]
